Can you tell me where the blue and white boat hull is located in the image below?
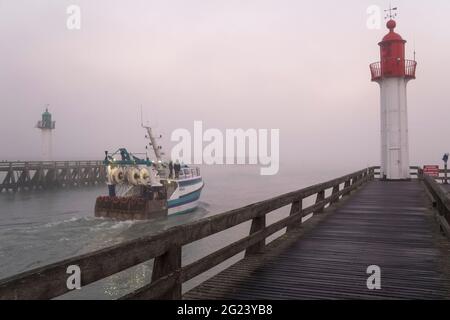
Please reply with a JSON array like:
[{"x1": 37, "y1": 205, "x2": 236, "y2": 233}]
[{"x1": 167, "y1": 177, "x2": 204, "y2": 215}]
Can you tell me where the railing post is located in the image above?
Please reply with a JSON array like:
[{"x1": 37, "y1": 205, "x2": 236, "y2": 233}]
[
  {"x1": 151, "y1": 246, "x2": 182, "y2": 299},
  {"x1": 370, "y1": 167, "x2": 375, "y2": 180},
  {"x1": 245, "y1": 215, "x2": 266, "y2": 256},
  {"x1": 315, "y1": 189, "x2": 326, "y2": 213},
  {"x1": 343, "y1": 178, "x2": 351, "y2": 196},
  {"x1": 417, "y1": 167, "x2": 423, "y2": 180},
  {"x1": 444, "y1": 164, "x2": 448, "y2": 185},
  {"x1": 100, "y1": 164, "x2": 107, "y2": 183},
  {"x1": 9, "y1": 163, "x2": 17, "y2": 193},
  {"x1": 352, "y1": 173, "x2": 359, "y2": 185},
  {"x1": 287, "y1": 199, "x2": 302, "y2": 232},
  {"x1": 330, "y1": 184, "x2": 340, "y2": 205},
  {"x1": 64, "y1": 162, "x2": 69, "y2": 186}
]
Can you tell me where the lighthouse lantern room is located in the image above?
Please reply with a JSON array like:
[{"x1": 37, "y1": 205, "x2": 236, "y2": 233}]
[{"x1": 369, "y1": 18, "x2": 417, "y2": 180}]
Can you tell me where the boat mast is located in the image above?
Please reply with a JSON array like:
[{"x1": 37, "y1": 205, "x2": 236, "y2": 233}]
[{"x1": 141, "y1": 107, "x2": 163, "y2": 163}]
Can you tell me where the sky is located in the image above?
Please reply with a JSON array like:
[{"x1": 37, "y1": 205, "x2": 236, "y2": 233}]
[{"x1": 0, "y1": 0, "x2": 449, "y2": 171}]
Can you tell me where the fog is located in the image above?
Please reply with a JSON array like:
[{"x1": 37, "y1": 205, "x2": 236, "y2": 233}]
[{"x1": 0, "y1": 0, "x2": 449, "y2": 171}]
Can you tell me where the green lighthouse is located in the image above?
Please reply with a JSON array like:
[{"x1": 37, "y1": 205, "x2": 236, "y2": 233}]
[
  {"x1": 36, "y1": 107, "x2": 55, "y2": 160},
  {"x1": 37, "y1": 108, "x2": 55, "y2": 129}
]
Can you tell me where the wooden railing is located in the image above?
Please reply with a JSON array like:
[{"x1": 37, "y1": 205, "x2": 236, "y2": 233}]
[
  {"x1": 420, "y1": 168, "x2": 450, "y2": 184},
  {"x1": 372, "y1": 165, "x2": 448, "y2": 182},
  {"x1": 371, "y1": 166, "x2": 421, "y2": 179},
  {"x1": 0, "y1": 167, "x2": 375, "y2": 300},
  {"x1": 422, "y1": 173, "x2": 450, "y2": 237}
]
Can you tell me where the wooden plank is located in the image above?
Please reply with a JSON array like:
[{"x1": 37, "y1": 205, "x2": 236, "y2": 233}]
[{"x1": 181, "y1": 182, "x2": 367, "y2": 285}]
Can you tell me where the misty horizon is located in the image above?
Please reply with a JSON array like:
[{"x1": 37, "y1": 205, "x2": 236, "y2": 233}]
[{"x1": 1, "y1": 0, "x2": 449, "y2": 170}]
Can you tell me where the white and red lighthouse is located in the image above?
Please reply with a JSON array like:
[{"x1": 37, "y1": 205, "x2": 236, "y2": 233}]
[{"x1": 370, "y1": 19, "x2": 417, "y2": 180}]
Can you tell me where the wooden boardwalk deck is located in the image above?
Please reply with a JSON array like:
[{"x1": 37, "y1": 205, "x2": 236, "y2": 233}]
[{"x1": 184, "y1": 180, "x2": 450, "y2": 299}]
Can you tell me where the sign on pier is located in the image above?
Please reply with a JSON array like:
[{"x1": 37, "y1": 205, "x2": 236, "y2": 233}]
[{"x1": 423, "y1": 165, "x2": 440, "y2": 177}]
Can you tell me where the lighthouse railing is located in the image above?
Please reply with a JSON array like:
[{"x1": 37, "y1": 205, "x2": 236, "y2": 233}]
[
  {"x1": 404, "y1": 59, "x2": 417, "y2": 78},
  {"x1": 370, "y1": 59, "x2": 417, "y2": 81},
  {"x1": 369, "y1": 62, "x2": 382, "y2": 80}
]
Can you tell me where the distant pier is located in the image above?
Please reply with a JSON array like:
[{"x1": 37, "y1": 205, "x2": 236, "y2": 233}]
[
  {"x1": 0, "y1": 161, "x2": 106, "y2": 192},
  {"x1": 1, "y1": 166, "x2": 449, "y2": 300}
]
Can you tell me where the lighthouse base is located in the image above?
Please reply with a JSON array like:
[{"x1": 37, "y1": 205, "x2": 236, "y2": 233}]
[{"x1": 379, "y1": 77, "x2": 411, "y2": 180}]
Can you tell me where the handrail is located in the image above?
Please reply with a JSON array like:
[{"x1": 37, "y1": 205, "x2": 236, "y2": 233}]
[
  {"x1": 370, "y1": 59, "x2": 417, "y2": 81},
  {"x1": 370, "y1": 166, "x2": 420, "y2": 178},
  {"x1": 422, "y1": 174, "x2": 450, "y2": 230},
  {"x1": 369, "y1": 62, "x2": 382, "y2": 80},
  {"x1": 405, "y1": 59, "x2": 417, "y2": 78},
  {"x1": 0, "y1": 167, "x2": 376, "y2": 300}
]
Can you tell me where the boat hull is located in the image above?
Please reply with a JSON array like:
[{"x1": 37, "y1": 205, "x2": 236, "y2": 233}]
[
  {"x1": 94, "y1": 176, "x2": 204, "y2": 220},
  {"x1": 95, "y1": 197, "x2": 167, "y2": 220},
  {"x1": 166, "y1": 177, "x2": 204, "y2": 215}
]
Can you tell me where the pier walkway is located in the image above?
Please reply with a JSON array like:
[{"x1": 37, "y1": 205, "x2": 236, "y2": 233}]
[
  {"x1": 1, "y1": 167, "x2": 449, "y2": 300},
  {"x1": 184, "y1": 180, "x2": 450, "y2": 299}
]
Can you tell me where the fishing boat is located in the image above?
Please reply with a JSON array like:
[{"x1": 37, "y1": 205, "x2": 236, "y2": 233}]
[{"x1": 95, "y1": 124, "x2": 204, "y2": 220}]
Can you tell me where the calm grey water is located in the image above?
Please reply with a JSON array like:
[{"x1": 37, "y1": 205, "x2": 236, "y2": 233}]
[{"x1": 0, "y1": 164, "x2": 349, "y2": 299}]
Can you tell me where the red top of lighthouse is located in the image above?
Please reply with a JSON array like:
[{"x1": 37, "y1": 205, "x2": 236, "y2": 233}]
[
  {"x1": 370, "y1": 20, "x2": 417, "y2": 81},
  {"x1": 382, "y1": 20, "x2": 403, "y2": 41}
]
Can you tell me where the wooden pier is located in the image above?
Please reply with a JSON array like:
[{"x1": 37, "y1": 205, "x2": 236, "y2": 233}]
[
  {"x1": 0, "y1": 166, "x2": 449, "y2": 300},
  {"x1": 185, "y1": 179, "x2": 450, "y2": 299},
  {"x1": 0, "y1": 161, "x2": 106, "y2": 192}
]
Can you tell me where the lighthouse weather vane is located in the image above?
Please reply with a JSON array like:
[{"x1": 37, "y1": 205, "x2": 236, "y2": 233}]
[{"x1": 384, "y1": 4, "x2": 398, "y2": 20}]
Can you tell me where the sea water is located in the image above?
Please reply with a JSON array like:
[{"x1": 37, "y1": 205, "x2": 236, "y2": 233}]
[{"x1": 0, "y1": 164, "x2": 349, "y2": 299}]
